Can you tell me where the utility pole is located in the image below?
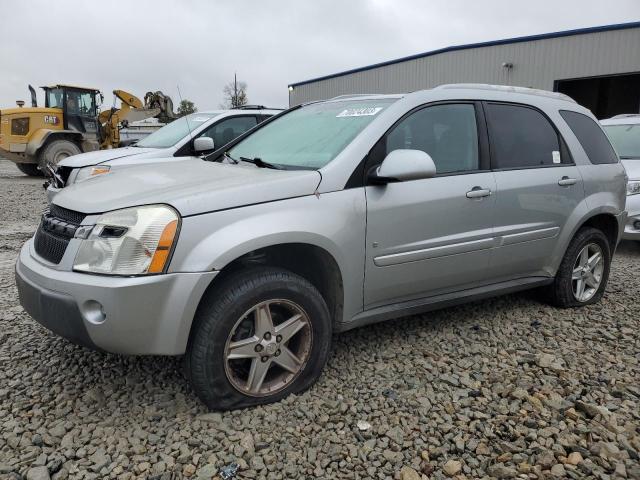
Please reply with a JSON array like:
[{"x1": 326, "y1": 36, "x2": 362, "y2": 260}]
[{"x1": 233, "y1": 73, "x2": 238, "y2": 108}]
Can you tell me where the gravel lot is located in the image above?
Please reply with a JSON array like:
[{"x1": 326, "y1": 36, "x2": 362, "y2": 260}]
[{"x1": 0, "y1": 157, "x2": 638, "y2": 480}]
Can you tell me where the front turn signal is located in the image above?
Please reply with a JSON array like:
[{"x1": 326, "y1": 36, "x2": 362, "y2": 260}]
[{"x1": 148, "y1": 219, "x2": 179, "y2": 273}]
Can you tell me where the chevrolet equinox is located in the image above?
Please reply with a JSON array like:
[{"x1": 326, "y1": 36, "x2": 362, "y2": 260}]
[{"x1": 16, "y1": 84, "x2": 627, "y2": 409}]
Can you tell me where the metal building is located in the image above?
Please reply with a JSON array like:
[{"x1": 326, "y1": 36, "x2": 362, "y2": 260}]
[{"x1": 288, "y1": 22, "x2": 640, "y2": 118}]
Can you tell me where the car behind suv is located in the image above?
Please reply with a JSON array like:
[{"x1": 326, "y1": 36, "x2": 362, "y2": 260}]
[
  {"x1": 46, "y1": 107, "x2": 281, "y2": 200},
  {"x1": 16, "y1": 85, "x2": 626, "y2": 410},
  {"x1": 601, "y1": 114, "x2": 640, "y2": 239}
]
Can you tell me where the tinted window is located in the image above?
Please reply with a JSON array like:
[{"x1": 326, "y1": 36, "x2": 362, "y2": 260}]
[
  {"x1": 486, "y1": 103, "x2": 561, "y2": 169},
  {"x1": 561, "y1": 111, "x2": 619, "y2": 164},
  {"x1": 385, "y1": 104, "x2": 479, "y2": 174},
  {"x1": 203, "y1": 116, "x2": 257, "y2": 148}
]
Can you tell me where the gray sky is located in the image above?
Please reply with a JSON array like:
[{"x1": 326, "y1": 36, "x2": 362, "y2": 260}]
[{"x1": 0, "y1": 0, "x2": 638, "y2": 111}]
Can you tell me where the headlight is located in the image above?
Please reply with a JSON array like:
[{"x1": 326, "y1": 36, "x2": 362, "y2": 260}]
[
  {"x1": 627, "y1": 180, "x2": 640, "y2": 196},
  {"x1": 74, "y1": 165, "x2": 111, "y2": 184},
  {"x1": 73, "y1": 205, "x2": 179, "y2": 275}
]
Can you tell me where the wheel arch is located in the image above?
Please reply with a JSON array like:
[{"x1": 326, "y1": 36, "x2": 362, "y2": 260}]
[
  {"x1": 578, "y1": 212, "x2": 620, "y2": 253},
  {"x1": 26, "y1": 129, "x2": 83, "y2": 156},
  {"x1": 193, "y1": 241, "x2": 345, "y2": 333},
  {"x1": 548, "y1": 204, "x2": 622, "y2": 277}
]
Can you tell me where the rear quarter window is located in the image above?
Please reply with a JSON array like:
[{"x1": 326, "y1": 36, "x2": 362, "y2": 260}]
[{"x1": 560, "y1": 110, "x2": 618, "y2": 165}]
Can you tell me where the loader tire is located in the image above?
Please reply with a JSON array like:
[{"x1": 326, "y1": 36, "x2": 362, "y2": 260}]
[
  {"x1": 38, "y1": 139, "x2": 81, "y2": 173},
  {"x1": 16, "y1": 163, "x2": 42, "y2": 177}
]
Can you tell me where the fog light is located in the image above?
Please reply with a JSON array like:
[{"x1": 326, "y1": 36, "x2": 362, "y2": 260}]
[
  {"x1": 633, "y1": 221, "x2": 640, "y2": 230},
  {"x1": 81, "y1": 300, "x2": 106, "y2": 325}
]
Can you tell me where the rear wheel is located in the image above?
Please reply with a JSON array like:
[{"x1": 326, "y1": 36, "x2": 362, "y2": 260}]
[
  {"x1": 547, "y1": 227, "x2": 611, "y2": 307},
  {"x1": 15, "y1": 163, "x2": 42, "y2": 177},
  {"x1": 38, "y1": 139, "x2": 81, "y2": 173},
  {"x1": 186, "y1": 267, "x2": 332, "y2": 410}
]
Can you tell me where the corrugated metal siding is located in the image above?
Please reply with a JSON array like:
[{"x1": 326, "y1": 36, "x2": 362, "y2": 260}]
[{"x1": 289, "y1": 27, "x2": 640, "y2": 105}]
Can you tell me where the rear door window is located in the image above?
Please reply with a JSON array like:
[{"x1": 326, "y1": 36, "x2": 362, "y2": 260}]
[
  {"x1": 485, "y1": 103, "x2": 563, "y2": 169},
  {"x1": 561, "y1": 110, "x2": 619, "y2": 164}
]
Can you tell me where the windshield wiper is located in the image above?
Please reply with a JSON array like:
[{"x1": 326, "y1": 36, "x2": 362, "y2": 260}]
[
  {"x1": 239, "y1": 156, "x2": 284, "y2": 170},
  {"x1": 224, "y1": 152, "x2": 239, "y2": 164},
  {"x1": 620, "y1": 156, "x2": 640, "y2": 160}
]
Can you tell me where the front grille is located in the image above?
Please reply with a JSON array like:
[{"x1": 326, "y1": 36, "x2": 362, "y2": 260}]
[
  {"x1": 49, "y1": 205, "x2": 85, "y2": 225},
  {"x1": 34, "y1": 206, "x2": 85, "y2": 264},
  {"x1": 34, "y1": 227, "x2": 70, "y2": 264}
]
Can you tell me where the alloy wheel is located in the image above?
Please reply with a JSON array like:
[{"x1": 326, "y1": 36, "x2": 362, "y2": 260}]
[
  {"x1": 223, "y1": 299, "x2": 312, "y2": 397},
  {"x1": 572, "y1": 242, "x2": 604, "y2": 302}
]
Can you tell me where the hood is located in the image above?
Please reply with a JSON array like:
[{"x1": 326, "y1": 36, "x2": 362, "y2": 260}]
[
  {"x1": 53, "y1": 158, "x2": 322, "y2": 217},
  {"x1": 622, "y1": 159, "x2": 640, "y2": 180},
  {"x1": 58, "y1": 146, "x2": 160, "y2": 168}
]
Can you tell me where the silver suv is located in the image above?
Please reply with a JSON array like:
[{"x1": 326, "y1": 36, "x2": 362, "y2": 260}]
[
  {"x1": 601, "y1": 114, "x2": 640, "y2": 239},
  {"x1": 46, "y1": 107, "x2": 280, "y2": 200},
  {"x1": 16, "y1": 85, "x2": 626, "y2": 410}
]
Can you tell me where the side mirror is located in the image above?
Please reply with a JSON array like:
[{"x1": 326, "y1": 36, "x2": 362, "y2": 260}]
[
  {"x1": 194, "y1": 136, "x2": 215, "y2": 153},
  {"x1": 369, "y1": 149, "x2": 436, "y2": 184}
]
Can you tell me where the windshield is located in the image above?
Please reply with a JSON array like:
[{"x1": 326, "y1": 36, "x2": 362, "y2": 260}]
[
  {"x1": 46, "y1": 88, "x2": 64, "y2": 108},
  {"x1": 227, "y1": 99, "x2": 397, "y2": 169},
  {"x1": 603, "y1": 124, "x2": 640, "y2": 159},
  {"x1": 136, "y1": 113, "x2": 220, "y2": 148}
]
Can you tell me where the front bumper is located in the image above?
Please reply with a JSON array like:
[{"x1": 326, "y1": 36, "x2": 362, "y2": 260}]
[
  {"x1": 623, "y1": 195, "x2": 640, "y2": 240},
  {"x1": 16, "y1": 240, "x2": 217, "y2": 355}
]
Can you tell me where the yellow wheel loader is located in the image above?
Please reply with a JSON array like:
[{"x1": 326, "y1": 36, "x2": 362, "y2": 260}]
[{"x1": 0, "y1": 85, "x2": 163, "y2": 176}]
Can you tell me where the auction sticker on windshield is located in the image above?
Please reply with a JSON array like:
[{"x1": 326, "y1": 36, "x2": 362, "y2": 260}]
[{"x1": 336, "y1": 107, "x2": 383, "y2": 117}]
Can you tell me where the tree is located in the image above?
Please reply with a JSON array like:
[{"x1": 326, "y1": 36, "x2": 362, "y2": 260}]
[
  {"x1": 177, "y1": 99, "x2": 197, "y2": 116},
  {"x1": 222, "y1": 74, "x2": 248, "y2": 108}
]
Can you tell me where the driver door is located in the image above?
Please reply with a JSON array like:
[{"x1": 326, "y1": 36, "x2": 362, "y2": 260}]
[{"x1": 364, "y1": 102, "x2": 497, "y2": 309}]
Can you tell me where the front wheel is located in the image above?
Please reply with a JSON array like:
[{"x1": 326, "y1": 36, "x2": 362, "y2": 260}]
[
  {"x1": 186, "y1": 267, "x2": 332, "y2": 410},
  {"x1": 547, "y1": 227, "x2": 611, "y2": 308}
]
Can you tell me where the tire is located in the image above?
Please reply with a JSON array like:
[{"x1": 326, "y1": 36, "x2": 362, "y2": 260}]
[
  {"x1": 15, "y1": 162, "x2": 42, "y2": 176},
  {"x1": 547, "y1": 227, "x2": 611, "y2": 308},
  {"x1": 38, "y1": 139, "x2": 81, "y2": 172},
  {"x1": 186, "y1": 267, "x2": 332, "y2": 410}
]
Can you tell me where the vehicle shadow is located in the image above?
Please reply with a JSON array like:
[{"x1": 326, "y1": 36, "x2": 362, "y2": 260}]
[{"x1": 615, "y1": 239, "x2": 640, "y2": 256}]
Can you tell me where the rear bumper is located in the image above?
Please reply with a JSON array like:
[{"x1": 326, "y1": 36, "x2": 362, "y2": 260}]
[{"x1": 16, "y1": 240, "x2": 217, "y2": 355}]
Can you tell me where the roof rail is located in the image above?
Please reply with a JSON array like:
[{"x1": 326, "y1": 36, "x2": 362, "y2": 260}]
[
  {"x1": 235, "y1": 105, "x2": 284, "y2": 110},
  {"x1": 328, "y1": 94, "x2": 380, "y2": 100},
  {"x1": 611, "y1": 113, "x2": 640, "y2": 119},
  {"x1": 435, "y1": 83, "x2": 577, "y2": 103}
]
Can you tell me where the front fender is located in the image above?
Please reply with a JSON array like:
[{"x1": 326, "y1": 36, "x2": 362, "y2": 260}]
[{"x1": 168, "y1": 190, "x2": 367, "y2": 322}]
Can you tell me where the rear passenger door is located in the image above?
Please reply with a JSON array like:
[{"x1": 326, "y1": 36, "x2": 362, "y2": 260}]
[{"x1": 485, "y1": 102, "x2": 584, "y2": 280}]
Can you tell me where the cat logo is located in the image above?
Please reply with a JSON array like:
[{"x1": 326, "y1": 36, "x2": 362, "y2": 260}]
[{"x1": 44, "y1": 115, "x2": 59, "y2": 125}]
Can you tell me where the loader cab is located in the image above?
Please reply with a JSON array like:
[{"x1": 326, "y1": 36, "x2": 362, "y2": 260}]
[{"x1": 42, "y1": 85, "x2": 101, "y2": 136}]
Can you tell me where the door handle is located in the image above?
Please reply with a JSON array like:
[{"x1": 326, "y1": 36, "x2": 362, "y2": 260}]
[
  {"x1": 558, "y1": 176, "x2": 577, "y2": 186},
  {"x1": 466, "y1": 186, "x2": 492, "y2": 199}
]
